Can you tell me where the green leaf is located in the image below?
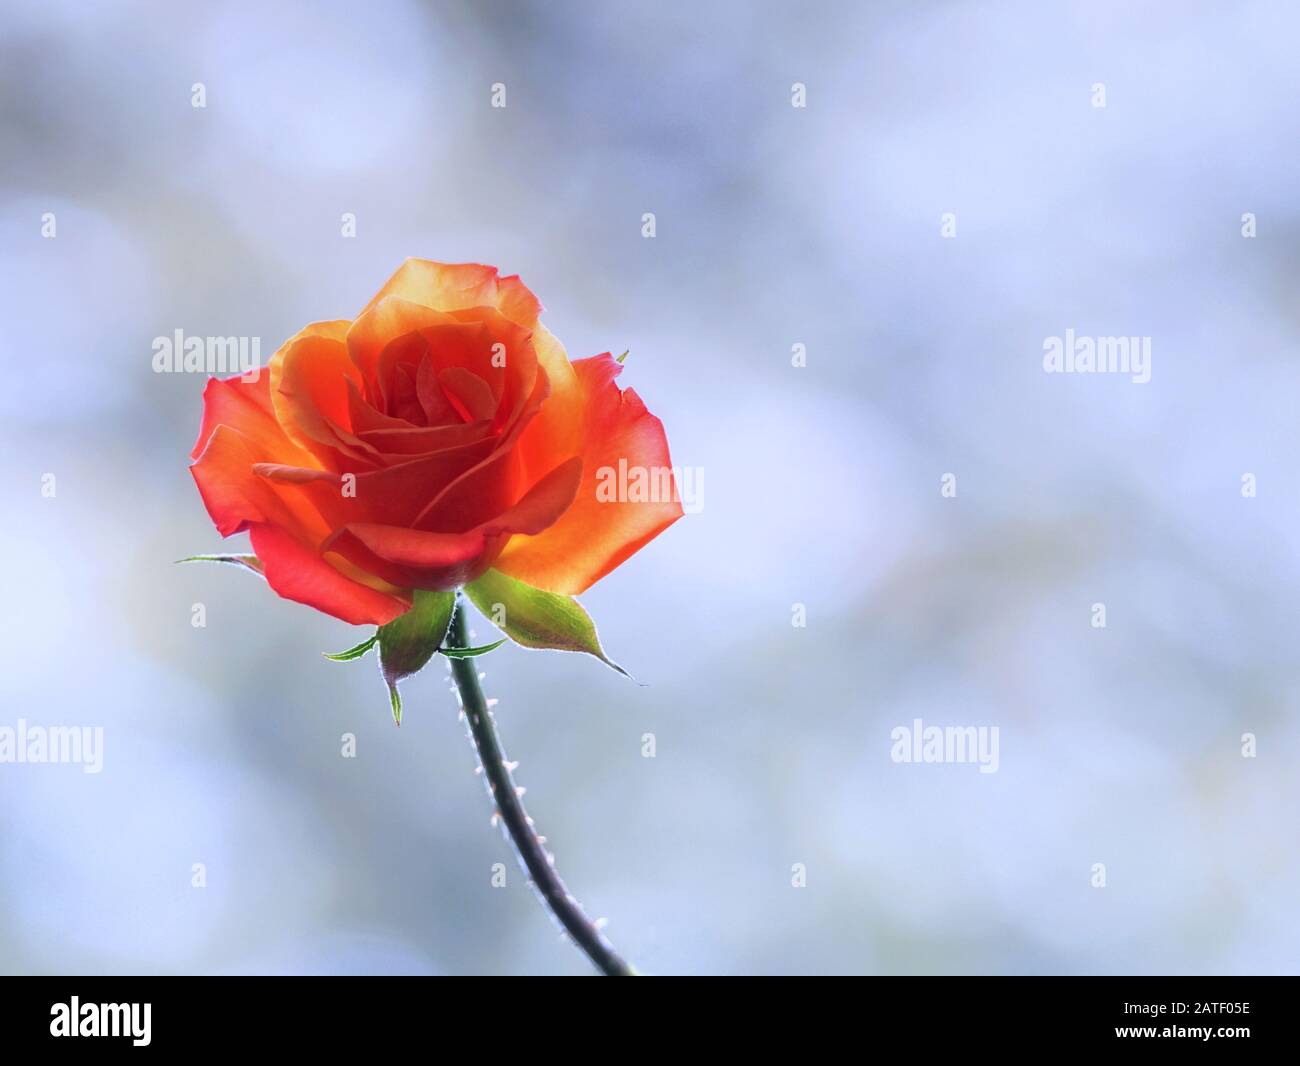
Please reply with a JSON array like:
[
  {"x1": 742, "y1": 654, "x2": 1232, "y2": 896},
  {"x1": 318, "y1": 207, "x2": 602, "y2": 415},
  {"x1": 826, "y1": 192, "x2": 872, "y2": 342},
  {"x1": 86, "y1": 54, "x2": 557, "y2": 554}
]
[
  {"x1": 323, "y1": 634, "x2": 378, "y2": 662},
  {"x1": 439, "y1": 638, "x2": 507, "y2": 660},
  {"x1": 377, "y1": 589, "x2": 456, "y2": 722},
  {"x1": 464, "y1": 569, "x2": 630, "y2": 677},
  {"x1": 176, "y1": 553, "x2": 264, "y2": 576}
]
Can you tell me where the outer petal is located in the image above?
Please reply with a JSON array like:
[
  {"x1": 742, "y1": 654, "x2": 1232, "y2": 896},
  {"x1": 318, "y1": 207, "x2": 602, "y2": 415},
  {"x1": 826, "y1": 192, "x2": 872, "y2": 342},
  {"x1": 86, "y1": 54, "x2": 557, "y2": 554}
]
[
  {"x1": 321, "y1": 524, "x2": 491, "y2": 591},
  {"x1": 190, "y1": 371, "x2": 410, "y2": 625},
  {"x1": 267, "y1": 322, "x2": 362, "y2": 465},
  {"x1": 360, "y1": 259, "x2": 501, "y2": 317},
  {"x1": 249, "y1": 523, "x2": 409, "y2": 626},
  {"x1": 495, "y1": 355, "x2": 682, "y2": 594},
  {"x1": 494, "y1": 274, "x2": 542, "y2": 328},
  {"x1": 190, "y1": 372, "x2": 318, "y2": 465},
  {"x1": 513, "y1": 323, "x2": 584, "y2": 485},
  {"x1": 491, "y1": 272, "x2": 583, "y2": 471},
  {"x1": 192, "y1": 374, "x2": 262, "y2": 460},
  {"x1": 192, "y1": 424, "x2": 327, "y2": 539},
  {"x1": 192, "y1": 426, "x2": 284, "y2": 537}
]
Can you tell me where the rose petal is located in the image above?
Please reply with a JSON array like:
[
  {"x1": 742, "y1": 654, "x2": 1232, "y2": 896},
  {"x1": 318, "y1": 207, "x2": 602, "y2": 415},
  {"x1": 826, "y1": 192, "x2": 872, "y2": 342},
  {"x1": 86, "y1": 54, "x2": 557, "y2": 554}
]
[
  {"x1": 250, "y1": 463, "x2": 342, "y2": 486},
  {"x1": 191, "y1": 371, "x2": 304, "y2": 461},
  {"x1": 345, "y1": 378, "x2": 415, "y2": 435},
  {"x1": 416, "y1": 352, "x2": 456, "y2": 424},
  {"x1": 485, "y1": 455, "x2": 583, "y2": 536},
  {"x1": 351, "y1": 443, "x2": 500, "y2": 527},
  {"x1": 357, "y1": 420, "x2": 493, "y2": 457},
  {"x1": 321, "y1": 456, "x2": 581, "y2": 590},
  {"x1": 513, "y1": 323, "x2": 584, "y2": 483},
  {"x1": 347, "y1": 298, "x2": 453, "y2": 408},
  {"x1": 494, "y1": 355, "x2": 683, "y2": 594},
  {"x1": 321, "y1": 523, "x2": 491, "y2": 590},
  {"x1": 360, "y1": 259, "x2": 501, "y2": 318},
  {"x1": 438, "y1": 366, "x2": 497, "y2": 422},
  {"x1": 249, "y1": 523, "x2": 409, "y2": 626},
  {"x1": 494, "y1": 274, "x2": 543, "y2": 328},
  {"x1": 267, "y1": 322, "x2": 361, "y2": 464},
  {"x1": 191, "y1": 425, "x2": 327, "y2": 539},
  {"x1": 411, "y1": 363, "x2": 551, "y2": 532},
  {"x1": 390, "y1": 362, "x2": 425, "y2": 424}
]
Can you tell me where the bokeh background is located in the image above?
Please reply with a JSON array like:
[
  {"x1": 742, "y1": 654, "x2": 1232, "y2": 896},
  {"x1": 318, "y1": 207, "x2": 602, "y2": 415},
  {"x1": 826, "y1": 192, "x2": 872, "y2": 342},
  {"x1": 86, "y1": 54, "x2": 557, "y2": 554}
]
[{"x1": 2, "y1": 0, "x2": 1298, "y2": 975}]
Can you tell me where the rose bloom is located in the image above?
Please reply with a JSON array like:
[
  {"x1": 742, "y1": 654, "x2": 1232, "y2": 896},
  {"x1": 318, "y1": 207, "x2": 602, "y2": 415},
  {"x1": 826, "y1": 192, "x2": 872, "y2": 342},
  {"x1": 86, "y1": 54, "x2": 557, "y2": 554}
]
[{"x1": 190, "y1": 260, "x2": 681, "y2": 625}]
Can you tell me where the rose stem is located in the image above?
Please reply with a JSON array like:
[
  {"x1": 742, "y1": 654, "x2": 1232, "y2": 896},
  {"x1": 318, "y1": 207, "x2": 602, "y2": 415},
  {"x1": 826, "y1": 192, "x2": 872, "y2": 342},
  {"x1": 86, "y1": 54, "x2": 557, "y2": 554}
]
[{"x1": 446, "y1": 600, "x2": 634, "y2": 977}]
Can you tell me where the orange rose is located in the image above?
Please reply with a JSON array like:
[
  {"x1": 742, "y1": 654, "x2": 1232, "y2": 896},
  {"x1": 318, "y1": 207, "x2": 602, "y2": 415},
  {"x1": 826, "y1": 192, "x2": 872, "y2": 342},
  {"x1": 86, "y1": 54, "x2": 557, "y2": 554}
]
[{"x1": 190, "y1": 259, "x2": 681, "y2": 626}]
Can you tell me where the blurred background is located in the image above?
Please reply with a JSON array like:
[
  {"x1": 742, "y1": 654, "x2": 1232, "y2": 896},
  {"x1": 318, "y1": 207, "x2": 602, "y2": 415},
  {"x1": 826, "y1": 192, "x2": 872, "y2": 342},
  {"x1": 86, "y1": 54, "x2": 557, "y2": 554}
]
[{"x1": 2, "y1": 0, "x2": 1298, "y2": 975}]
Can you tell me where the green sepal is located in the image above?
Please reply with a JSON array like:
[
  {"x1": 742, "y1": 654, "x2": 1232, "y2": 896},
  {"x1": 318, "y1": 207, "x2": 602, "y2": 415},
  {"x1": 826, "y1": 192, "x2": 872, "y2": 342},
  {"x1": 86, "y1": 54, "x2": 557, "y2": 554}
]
[
  {"x1": 323, "y1": 634, "x2": 378, "y2": 662},
  {"x1": 463, "y1": 569, "x2": 629, "y2": 677},
  {"x1": 377, "y1": 590, "x2": 456, "y2": 723},
  {"x1": 439, "y1": 638, "x2": 507, "y2": 660}
]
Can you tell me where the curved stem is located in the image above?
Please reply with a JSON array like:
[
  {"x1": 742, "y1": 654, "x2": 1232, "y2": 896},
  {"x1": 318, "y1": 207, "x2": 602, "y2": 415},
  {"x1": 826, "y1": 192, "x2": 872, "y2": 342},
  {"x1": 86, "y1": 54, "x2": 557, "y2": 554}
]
[{"x1": 447, "y1": 602, "x2": 634, "y2": 977}]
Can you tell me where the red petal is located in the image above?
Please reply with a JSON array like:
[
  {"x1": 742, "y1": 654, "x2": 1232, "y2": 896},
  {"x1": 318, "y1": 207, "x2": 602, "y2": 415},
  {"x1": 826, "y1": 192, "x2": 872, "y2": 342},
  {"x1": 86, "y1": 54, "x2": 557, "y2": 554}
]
[
  {"x1": 438, "y1": 366, "x2": 497, "y2": 422},
  {"x1": 191, "y1": 373, "x2": 312, "y2": 465},
  {"x1": 321, "y1": 457, "x2": 580, "y2": 590},
  {"x1": 249, "y1": 523, "x2": 409, "y2": 625},
  {"x1": 322, "y1": 523, "x2": 491, "y2": 590},
  {"x1": 191, "y1": 425, "x2": 324, "y2": 539},
  {"x1": 411, "y1": 364, "x2": 551, "y2": 532}
]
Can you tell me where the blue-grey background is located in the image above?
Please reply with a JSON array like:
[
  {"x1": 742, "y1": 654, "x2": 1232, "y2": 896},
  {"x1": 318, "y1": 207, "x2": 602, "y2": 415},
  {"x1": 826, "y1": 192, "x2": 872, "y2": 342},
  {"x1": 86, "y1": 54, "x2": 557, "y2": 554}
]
[{"x1": 2, "y1": 0, "x2": 1297, "y2": 975}]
